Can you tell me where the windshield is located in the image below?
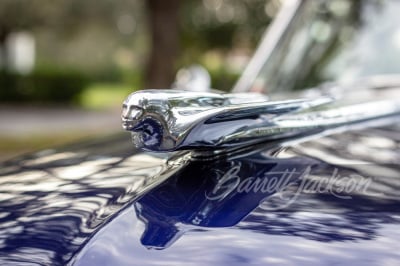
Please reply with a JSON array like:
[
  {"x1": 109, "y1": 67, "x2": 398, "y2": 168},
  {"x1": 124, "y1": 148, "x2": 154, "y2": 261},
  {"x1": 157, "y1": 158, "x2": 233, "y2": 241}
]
[{"x1": 247, "y1": 0, "x2": 400, "y2": 94}]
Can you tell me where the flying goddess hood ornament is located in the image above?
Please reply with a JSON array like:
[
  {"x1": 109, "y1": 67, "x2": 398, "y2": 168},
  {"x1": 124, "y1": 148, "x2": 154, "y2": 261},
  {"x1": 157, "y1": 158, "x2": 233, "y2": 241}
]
[{"x1": 122, "y1": 89, "x2": 400, "y2": 153}]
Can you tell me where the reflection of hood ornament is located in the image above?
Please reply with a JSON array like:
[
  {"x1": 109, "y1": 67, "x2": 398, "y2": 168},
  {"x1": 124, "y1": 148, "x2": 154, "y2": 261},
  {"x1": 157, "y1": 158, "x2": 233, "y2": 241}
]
[
  {"x1": 122, "y1": 89, "x2": 400, "y2": 152},
  {"x1": 134, "y1": 154, "x2": 316, "y2": 249}
]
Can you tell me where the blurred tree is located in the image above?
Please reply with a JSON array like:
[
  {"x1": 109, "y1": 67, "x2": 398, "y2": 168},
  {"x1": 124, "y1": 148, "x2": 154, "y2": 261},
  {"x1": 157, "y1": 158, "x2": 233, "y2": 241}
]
[
  {"x1": 144, "y1": 0, "x2": 277, "y2": 89},
  {"x1": 145, "y1": 0, "x2": 180, "y2": 89}
]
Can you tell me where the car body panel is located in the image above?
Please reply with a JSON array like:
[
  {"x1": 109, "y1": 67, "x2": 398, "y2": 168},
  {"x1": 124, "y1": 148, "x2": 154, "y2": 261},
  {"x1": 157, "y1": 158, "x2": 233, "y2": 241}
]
[
  {"x1": 1, "y1": 121, "x2": 400, "y2": 265},
  {"x1": 0, "y1": 134, "x2": 181, "y2": 265}
]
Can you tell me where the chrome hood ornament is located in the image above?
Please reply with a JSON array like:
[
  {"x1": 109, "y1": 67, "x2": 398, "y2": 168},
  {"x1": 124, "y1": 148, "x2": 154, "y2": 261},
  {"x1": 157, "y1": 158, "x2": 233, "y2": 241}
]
[{"x1": 122, "y1": 89, "x2": 400, "y2": 152}]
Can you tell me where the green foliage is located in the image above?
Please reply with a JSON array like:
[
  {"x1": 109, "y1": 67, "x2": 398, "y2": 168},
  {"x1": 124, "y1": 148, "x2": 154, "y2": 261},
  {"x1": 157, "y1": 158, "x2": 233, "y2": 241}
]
[
  {"x1": 0, "y1": 68, "x2": 89, "y2": 104},
  {"x1": 79, "y1": 82, "x2": 133, "y2": 109},
  {"x1": 208, "y1": 67, "x2": 240, "y2": 92},
  {"x1": 180, "y1": 0, "x2": 274, "y2": 54}
]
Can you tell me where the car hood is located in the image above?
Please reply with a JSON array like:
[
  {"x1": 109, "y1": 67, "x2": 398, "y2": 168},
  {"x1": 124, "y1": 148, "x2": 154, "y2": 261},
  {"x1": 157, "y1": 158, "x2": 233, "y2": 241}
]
[{"x1": 1, "y1": 122, "x2": 400, "y2": 265}]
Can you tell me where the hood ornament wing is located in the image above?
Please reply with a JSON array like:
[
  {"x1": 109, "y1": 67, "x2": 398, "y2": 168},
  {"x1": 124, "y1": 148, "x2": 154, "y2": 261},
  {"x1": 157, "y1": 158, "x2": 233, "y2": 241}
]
[{"x1": 122, "y1": 89, "x2": 400, "y2": 152}]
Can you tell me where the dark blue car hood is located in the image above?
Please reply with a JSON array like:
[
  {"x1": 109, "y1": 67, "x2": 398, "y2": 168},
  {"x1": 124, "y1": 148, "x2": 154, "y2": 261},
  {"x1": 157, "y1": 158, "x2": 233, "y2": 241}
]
[{"x1": 1, "y1": 122, "x2": 400, "y2": 265}]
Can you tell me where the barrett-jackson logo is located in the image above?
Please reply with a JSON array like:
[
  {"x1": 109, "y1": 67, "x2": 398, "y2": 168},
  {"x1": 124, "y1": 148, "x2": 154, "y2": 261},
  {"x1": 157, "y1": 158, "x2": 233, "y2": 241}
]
[{"x1": 206, "y1": 164, "x2": 380, "y2": 210}]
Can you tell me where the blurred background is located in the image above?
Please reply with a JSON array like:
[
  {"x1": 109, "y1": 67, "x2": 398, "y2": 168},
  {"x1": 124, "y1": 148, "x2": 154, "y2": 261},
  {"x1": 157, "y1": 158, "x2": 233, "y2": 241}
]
[{"x1": 0, "y1": 0, "x2": 281, "y2": 160}]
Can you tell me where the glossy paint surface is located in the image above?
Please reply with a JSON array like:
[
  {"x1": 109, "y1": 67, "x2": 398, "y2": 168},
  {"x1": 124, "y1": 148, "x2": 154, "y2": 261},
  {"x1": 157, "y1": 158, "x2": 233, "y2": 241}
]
[
  {"x1": 73, "y1": 123, "x2": 400, "y2": 266},
  {"x1": 1, "y1": 121, "x2": 400, "y2": 265},
  {"x1": 0, "y1": 134, "x2": 185, "y2": 265}
]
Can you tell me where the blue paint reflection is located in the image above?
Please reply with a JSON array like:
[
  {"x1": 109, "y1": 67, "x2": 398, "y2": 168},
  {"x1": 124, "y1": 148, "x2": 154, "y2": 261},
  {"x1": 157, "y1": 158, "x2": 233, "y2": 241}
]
[
  {"x1": 135, "y1": 154, "x2": 319, "y2": 249},
  {"x1": 73, "y1": 126, "x2": 400, "y2": 265},
  {"x1": 134, "y1": 147, "x2": 400, "y2": 250}
]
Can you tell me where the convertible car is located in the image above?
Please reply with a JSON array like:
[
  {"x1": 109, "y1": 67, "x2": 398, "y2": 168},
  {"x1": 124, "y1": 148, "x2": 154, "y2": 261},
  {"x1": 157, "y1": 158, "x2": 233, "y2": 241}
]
[{"x1": 1, "y1": 0, "x2": 400, "y2": 265}]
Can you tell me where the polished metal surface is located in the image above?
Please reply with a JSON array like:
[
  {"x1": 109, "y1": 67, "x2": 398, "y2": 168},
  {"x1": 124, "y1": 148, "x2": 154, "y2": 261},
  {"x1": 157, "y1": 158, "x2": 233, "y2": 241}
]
[{"x1": 122, "y1": 89, "x2": 400, "y2": 153}]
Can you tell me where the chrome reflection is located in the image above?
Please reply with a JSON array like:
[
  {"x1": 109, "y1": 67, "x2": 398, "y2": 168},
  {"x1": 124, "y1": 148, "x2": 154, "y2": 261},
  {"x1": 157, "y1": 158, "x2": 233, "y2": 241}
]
[{"x1": 122, "y1": 89, "x2": 336, "y2": 151}]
